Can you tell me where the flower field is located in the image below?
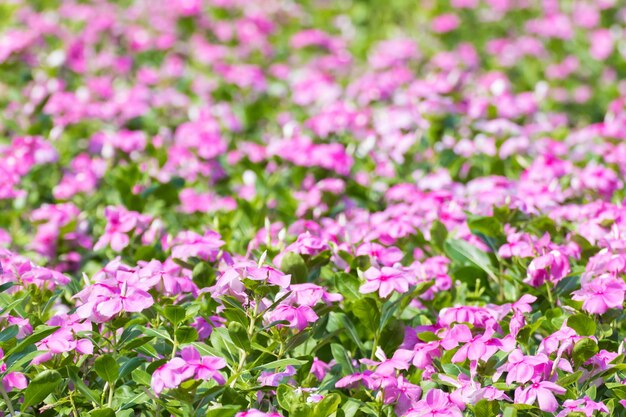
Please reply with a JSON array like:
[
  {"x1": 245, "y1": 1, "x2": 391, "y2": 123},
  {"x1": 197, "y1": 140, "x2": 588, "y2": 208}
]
[{"x1": 2, "y1": 0, "x2": 626, "y2": 416}]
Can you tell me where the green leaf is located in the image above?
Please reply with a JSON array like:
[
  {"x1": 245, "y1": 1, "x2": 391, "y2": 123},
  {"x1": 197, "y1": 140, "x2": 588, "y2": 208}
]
[
  {"x1": 175, "y1": 326, "x2": 199, "y2": 343},
  {"x1": 312, "y1": 393, "x2": 341, "y2": 417},
  {"x1": 95, "y1": 354, "x2": 119, "y2": 384},
  {"x1": 131, "y1": 369, "x2": 151, "y2": 386},
  {"x1": 567, "y1": 314, "x2": 596, "y2": 336},
  {"x1": 228, "y1": 321, "x2": 249, "y2": 350},
  {"x1": 192, "y1": 262, "x2": 215, "y2": 287},
  {"x1": 5, "y1": 326, "x2": 60, "y2": 358},
  {"x1": 0, "y1": 325, "x2": 18, "y2": 342},
  {"x1": 502, "y1": 406, "x2": 517, "y2": 417},
  {"x1": 67, "y1": 366, "x2": 101, "y2": 405},
  {"x1": 351, "y1": 298, "x2": 380, "y2": 334},
  {"x1": 90, "y1": 408, "x2": 116, "y2": 417},
  {"x1": 572, "y1": 338, "x2": 599, "y2": 368},
  {"x1": 557, "y1": 370, "x2": 583, "y2": 387},
  {"x1": 206, "y1": 405, "x2": 241, "y2": 417},
  {"x1": 331, "y1": 343, "x2": 354, "y2": 374},
  {"x1": 281, "y1": 252, "x2": 309, "y2": 284},
  {"x1": 163, "y1": 305, "x2": 187, "y2": 325},
  {"x1": 334, "y1": 272, "x2": 361, "y2": 300},
  {"x1": 124, "y1": 336, "x2": 155, "y2": 351},
  {"x1": 474, "y1": 400, "x2": 500, "y2": 417},
  {"x1": 118, "y1": 357, "x2": 146, "y2": 380},
  {"x1": 277, "y1": 384, "x2": 298, "y2": 414},
  {"x1": 327, "y1": 312, "x2": 366, "y2": 354},
  {"x1": 142, "y1": 327, "x2": 173, "y2": 342},
  {"x1": 252, "y1": 358, "x2": 307, "y2": 371},
  {"x1": 430, "y1": 220, "x2": 448, "y2": 251},
  {"x1": 444, "y1": 239, "x2": 498, "y2": 280},
  {"x1": 21, "y1": 370, "x2": 62, "y2": 411}
]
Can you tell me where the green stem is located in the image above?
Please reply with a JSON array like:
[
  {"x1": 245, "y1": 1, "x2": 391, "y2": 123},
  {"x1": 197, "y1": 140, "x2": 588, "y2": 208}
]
[
  {"x1": 0, "y1": 385, "x2": 14, "y2": 417},
  {"x1": 545, "y1": 281, "x2": 554, "y2": 308},
  {"x1": 69, "y1": 390, "x2": 79, "y2": 417},
  {"x1": 107, "y1": 382, "x2": 114, "y2": 408}
]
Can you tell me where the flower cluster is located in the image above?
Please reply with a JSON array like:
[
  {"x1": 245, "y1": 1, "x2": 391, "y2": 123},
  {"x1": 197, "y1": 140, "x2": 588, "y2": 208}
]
[{"x1": 2, "y1": 0, "x2": 626, "y2": 416}]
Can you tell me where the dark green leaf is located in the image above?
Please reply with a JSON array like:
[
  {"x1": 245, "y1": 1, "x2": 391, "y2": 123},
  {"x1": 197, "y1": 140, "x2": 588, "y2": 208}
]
[
  {"x1": 228, "y1": 321, "x2": 249, "y2": 350},
  {"x1": 163, "y1": 305, "x2": 187, "y2": 325},
  {"x1": 281, "y1": 252, "x2": 309, "y2": 284},
  {"x1": 206, "y1": 406, "x2": 241, "y2": 417},
  {"x1": 95, "y1": 354, "x2": 119, "y2": 384},
  {"x1": 175, "y1": 326, "x2": 199, "y2": 343},
  {"x1": 5, "y1": 326, "x2": 60, "y2": 358},
  {"x1": 21, "y1": 370, "x2": 62, "y2": 411},
  {"x1": 567, "y1": 314, "x2": 596, "y2": 336},
  {"x1": 572, "y1": 338, "x2": 599, "y2": 368},
  {"x1": 474, "y1": 400, "x2": 500, "y2": 417},
  {"x1": 90, "y1": 408, "x2": 116, "y2": 417},
  {"x1": 444, "y1": 239, "x2": 498, "y2": 280}
]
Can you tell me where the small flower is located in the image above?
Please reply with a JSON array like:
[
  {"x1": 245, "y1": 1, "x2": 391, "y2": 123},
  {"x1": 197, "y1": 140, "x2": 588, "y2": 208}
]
[
  {"x1": 359, "y1": 266, "x2": 415, "y2": 298},
  {"x1": 572, "y1": 274, "x2": 626, "y2": 314},
  {"x1": 514, "y1": 381, "x2": 566, "y2": 412}
]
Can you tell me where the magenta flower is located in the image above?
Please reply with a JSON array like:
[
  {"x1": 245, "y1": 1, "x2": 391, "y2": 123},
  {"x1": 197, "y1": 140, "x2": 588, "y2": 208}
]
[
  {"x1": 257, "y1": 366, "x2": 296, "y2": 387},
  {"x1": 235, "y1": 410, "x2": 282, "y2": 417},
  {"x1": 180, "y1": 347, "x2": 227, "y2": 383},
  {"x1": 32, "y1": 327, "x2": 93, "y2": 365},
  {"x1": 0, "y1": 348, "x2": 27, "y2": 392},
  {"x1": 571, "y1": 274, "x2": 626, "y2": 314},
  {"x1": 75, "y1": 271, "x2": 154, "y2": 322},
  {"x1": 151, "y1": 347, "x2": 226, "y2": 395},
  {"x1": 94, "y1": 206, "x2": 152, "y2": 252},
  {"x1": 514, "y1": 381, "x2": 566, "y2": 412},
  {"x1": 266, "y1": 304, "x2": 318, "y2": 331},
  {"x1": 450, "y1": 328, "x2": 502, "y2": 364},
  {"x1": 335, "y1": 370, "x2": 377, "y2": 390},
  {"x1": 278, "y1": 283, "x2": 342, "y2": 307},
  {"x1": 170, "y1": 230, "x2": 224, "y2": 262},
  {"x1": 311, "y1": 357, "x2": 331, "y2": 381},
  {"x1": 525, "y1": 250, "x2": 570, "y2": 287},
  {"x1": 495, "y1": 349, "x2": 549, "y2": 385},
  {"x1": 359, "y1": 266, "x2": 415, "y2": 298},
  {"x1": 556, "y1": 397, "x2": 608, "y2": 417},
  {"x1": 405, "y1": 388, "x2": 463, "y2": 417}
]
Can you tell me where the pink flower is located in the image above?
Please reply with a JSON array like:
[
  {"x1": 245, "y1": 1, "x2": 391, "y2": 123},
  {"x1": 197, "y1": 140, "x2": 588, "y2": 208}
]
[
  {"x1": 75, "y1": 271, "x2": 154, "y2": 322},
  {"x1": 360, "y1": 266, "x2": 415, "y2": 298},
  {"x1": 278, "y1": 283, "x2": 342, "y2": 307},
  {"x1": 32, "y1": 326, "x2": 93, "y2": 365},
  {"x1": 170, "y1": 231, "x2": 225, "y2": 262},
  {"x1": 556, "y1": 397, "x2": 608, "y2": 417},
  {"x1": 311, "y1": 357, "x2": 331, "y2": 381},
  {"x1": 571, "y1": 274, "x2": 626, "y2": 314},
  {"x1": 180, "y1": 347, "x2": 227, "y2": 383},
  {"x1": 151, "y1": 347, "x2": 226, "y2": 395},
  {"x1": 525, "y1": 250, "x2": 570, "y2": 287},
  {"x1": 450, "y1": 328, "x2": 502, "y2": 364},
  {"x1": 356, "y1": 243, "x2": 404, "y2": 266},
  {"x1": 235, "y1": 410, "x2": 282, "y2": 417},
  {"x1": 431, "y1": 14, "x2": 460, "y2": 33},
  {"x1": 266, "y1": 304, "x2": 318, "y2": 331},
  {"x1": 151, "y1": 357, "x2": 192, "y2": 395},
  {"x1": 335, "y1": 370, "x2": 377, "y2": 390},
  {"x1": 257, "y1": 366, "x2": 296, "y2": 386},
  {"x1": 405, "y1": 389, "x2": 463, "y2": 417},
  {"x1": 94, "y1": 206, "x2": 152, "y2": 252},
  {"x1": 0, "y1": 348, "x2": 27, "y2": 392},
  {"x1": 514, "y1": 381, "x2": 566, "y2": 412},
  {"x1": 495, "y1": 349, "x2": 549, "y2": 385},
  {"x1": 590, "y1": 29, "x2": 613, "y2": 60}
]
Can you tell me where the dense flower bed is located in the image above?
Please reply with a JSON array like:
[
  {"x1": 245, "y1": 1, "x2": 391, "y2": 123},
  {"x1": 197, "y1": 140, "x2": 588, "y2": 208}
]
[{"x1": 2, "y1": 0, "x2": 626, "y2": 416}]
